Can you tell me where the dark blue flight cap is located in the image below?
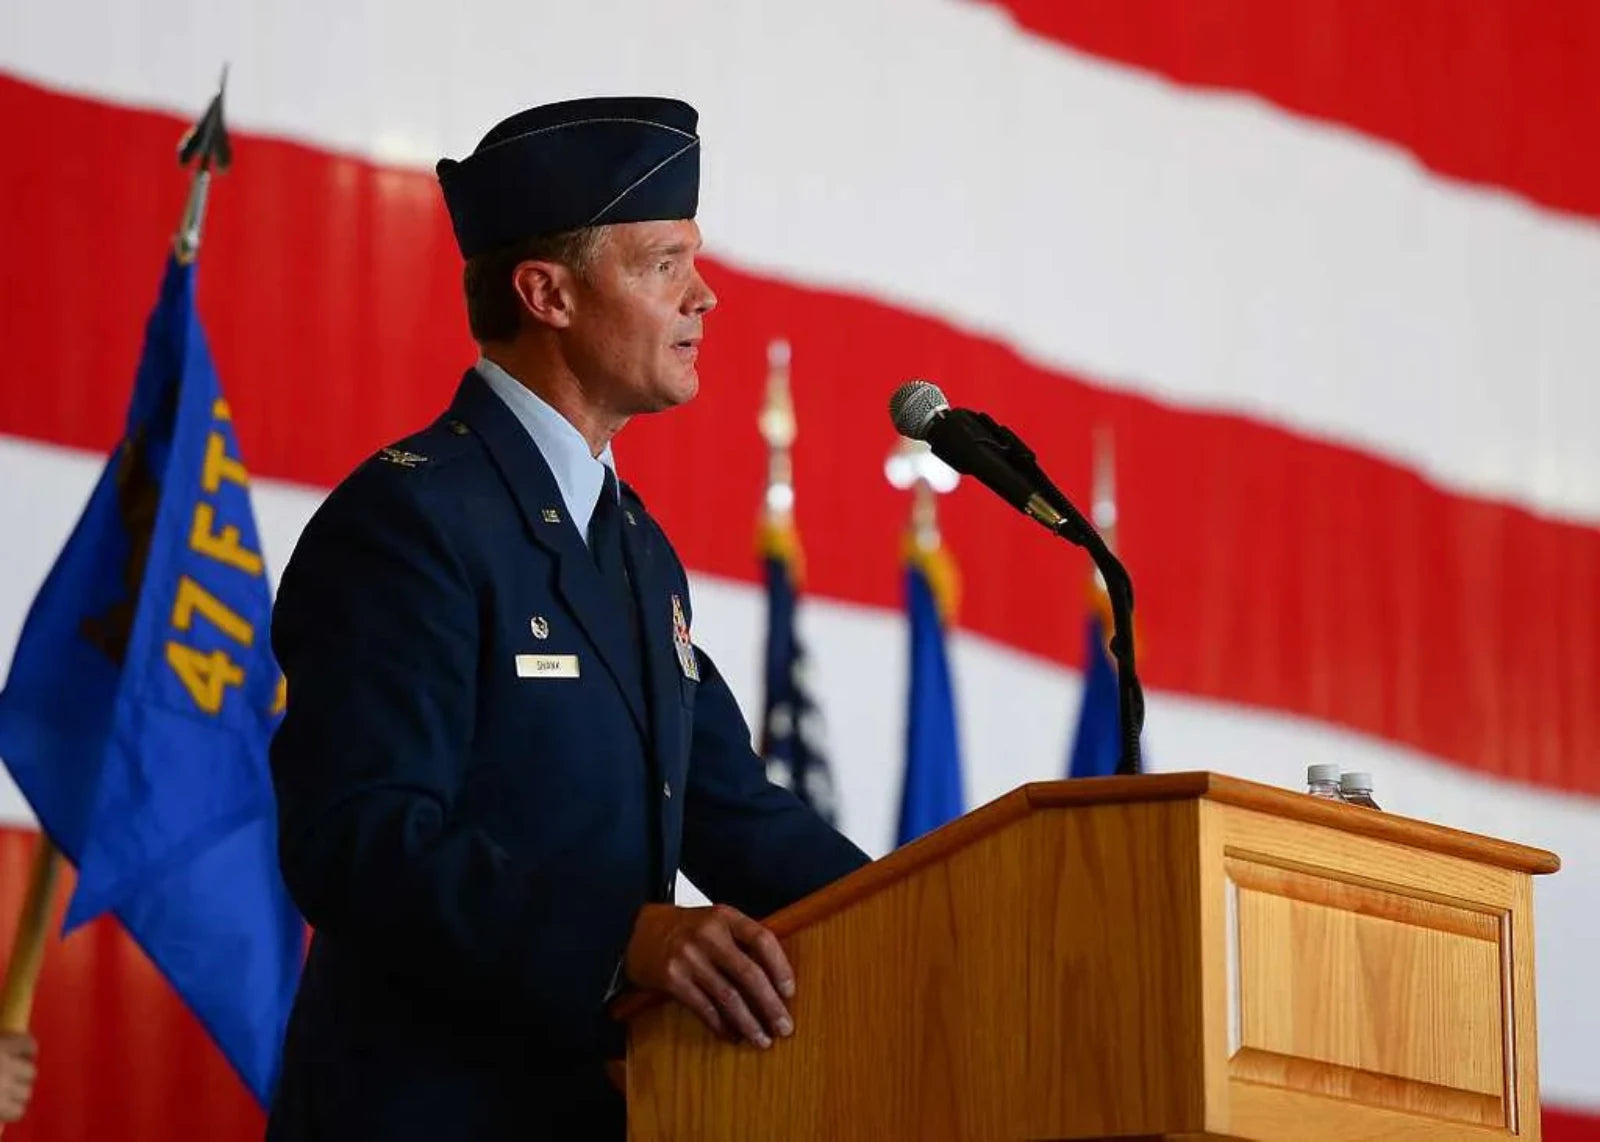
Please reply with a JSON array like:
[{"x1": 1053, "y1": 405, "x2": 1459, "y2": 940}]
[{"x1": 436, "y1": 96, "x2": 700, "y2": 258}]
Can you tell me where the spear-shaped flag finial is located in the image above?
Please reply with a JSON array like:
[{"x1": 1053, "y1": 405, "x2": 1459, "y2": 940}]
[{"x1": 173, "y1": 66, "x2": 232, "y2": 264}]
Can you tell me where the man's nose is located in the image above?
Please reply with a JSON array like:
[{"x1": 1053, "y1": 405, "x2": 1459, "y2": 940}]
[{"x1": 687, "y1": 268, "x2": 717, "y2": 316}]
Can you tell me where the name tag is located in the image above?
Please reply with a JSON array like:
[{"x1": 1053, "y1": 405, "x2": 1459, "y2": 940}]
[{"x1": 515, "y1": 654, "x2": 580, "y2": 679}]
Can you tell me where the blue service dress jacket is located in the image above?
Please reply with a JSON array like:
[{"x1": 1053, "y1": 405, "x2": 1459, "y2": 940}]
[{"x1": 264, "y1": 369, "x2": 870, "y2": 1140}]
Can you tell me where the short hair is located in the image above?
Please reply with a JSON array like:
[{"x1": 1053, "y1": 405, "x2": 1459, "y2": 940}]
[{"x1": 462, "y1": 225, "x2": 611, "y2": 343}]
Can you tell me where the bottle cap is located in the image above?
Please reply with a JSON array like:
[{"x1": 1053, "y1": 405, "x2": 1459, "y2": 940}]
[
  {"x1": 1340, "y1": 771, "x2": 1374, "y2": 793},
  {"x1": 1307, "y1": 763, "x2": 1340, "y2": 784}
]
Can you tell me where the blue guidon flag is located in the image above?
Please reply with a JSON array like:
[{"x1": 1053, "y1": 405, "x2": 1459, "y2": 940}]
[{"x1": 0, "y1": 253, "x2": 305, "y2": 1104}]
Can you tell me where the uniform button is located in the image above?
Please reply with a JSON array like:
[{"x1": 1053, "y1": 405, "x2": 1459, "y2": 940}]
[{"x1": 663, "y1": 781, "x2": 672, "y2": 799}]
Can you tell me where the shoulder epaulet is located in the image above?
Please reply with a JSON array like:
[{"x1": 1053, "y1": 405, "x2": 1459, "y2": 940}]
[
  {"x1": 375, "y1": 446, "x2": 430, "y2": 469},
  {"x1": 371, "y1": 416, "x2": 477, "y2": 473}
]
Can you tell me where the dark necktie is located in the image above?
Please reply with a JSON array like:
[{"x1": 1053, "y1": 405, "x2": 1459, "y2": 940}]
[
  {"x1": 592, "y1": 469, "x2": 665, "y2": 899},
  {"x1": 588, "y1": 467, "x2": 642, "y2": 662}
]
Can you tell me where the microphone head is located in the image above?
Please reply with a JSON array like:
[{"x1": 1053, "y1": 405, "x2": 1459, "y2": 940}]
[{"x1": 888, "y1": 379, "x2": 949, "y2": 440}]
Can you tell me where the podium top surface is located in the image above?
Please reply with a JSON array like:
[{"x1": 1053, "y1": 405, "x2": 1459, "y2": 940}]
[
  {"x1": 1029, "y1": 771, "x2": 1557, "y2": 869},
  {"x1": 772, "y1": 771, "x2": 1557, "y2": 937},
  {"x1": 613, "y1": 771, "x2": 1557, "y2": 1022}
]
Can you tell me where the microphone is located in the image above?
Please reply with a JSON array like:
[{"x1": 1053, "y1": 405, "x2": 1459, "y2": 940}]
[
  {"x1": 887, "y1": 378, "x2": 1145, "y2": 774},
  {"x1": 888, "y1": 380, "x2": 1072, "y2": 534}
]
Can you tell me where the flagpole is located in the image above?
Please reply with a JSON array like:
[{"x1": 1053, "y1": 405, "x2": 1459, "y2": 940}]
[
  {"x1": 174, "y1": 66, "x2": 232, "y2": 265},
  {"x1": 885, "y1": 437, "x2": 960, "y2": 619},
  {"x1": 0, "y1": 839, "x2": 60, "y2": 1033},
  {"x1": 0, "y1": 835, "x2": 56, "y2": 1136},
  {"x1": 1086, "y1": 424, "x2": 1118, "y2": 621},
  {"x1": 887, "y1": 437, "x2": 963, "y2": 845},
  {"x1": 758, "y1": 339, "x2": 799, "y2": 566}
]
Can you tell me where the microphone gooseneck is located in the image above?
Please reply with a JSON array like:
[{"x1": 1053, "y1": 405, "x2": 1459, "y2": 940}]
[{"x1": 888, "y1": 379, "x2": 1145, "y2": 773}]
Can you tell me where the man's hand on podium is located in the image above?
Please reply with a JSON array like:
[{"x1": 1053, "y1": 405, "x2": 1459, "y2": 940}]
[{"x1": 624, "y1": 903, "x2": 797, "y2": 1050}]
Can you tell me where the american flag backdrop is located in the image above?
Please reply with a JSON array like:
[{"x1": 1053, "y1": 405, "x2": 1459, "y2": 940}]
[{"x1": 0, "y1": 2, "x2": 1597, "y2": 1137}]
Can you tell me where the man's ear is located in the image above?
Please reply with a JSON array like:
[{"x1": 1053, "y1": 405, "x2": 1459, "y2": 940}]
[{"x1": 512, "y1": 260, "x2": 576, "y2": 330}]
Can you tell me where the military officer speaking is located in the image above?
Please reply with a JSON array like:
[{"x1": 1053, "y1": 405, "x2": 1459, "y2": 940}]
[{"x1": 265, "y1": 97, "x2": 871, "y2": 1140}]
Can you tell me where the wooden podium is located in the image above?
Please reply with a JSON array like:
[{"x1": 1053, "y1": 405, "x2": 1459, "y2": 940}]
[{"x1": 622, "y1": 772, "x2": 1559, "y2": 1141}]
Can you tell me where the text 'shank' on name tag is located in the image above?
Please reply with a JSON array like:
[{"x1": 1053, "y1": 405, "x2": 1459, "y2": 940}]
[{"x1": 515, "y1": 653, "x2": 580, "y2": 679}]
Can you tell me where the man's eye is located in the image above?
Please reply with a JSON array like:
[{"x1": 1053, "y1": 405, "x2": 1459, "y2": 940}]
[{"x1": 657, "y1": 260, "x2": 674, "y2": 273}]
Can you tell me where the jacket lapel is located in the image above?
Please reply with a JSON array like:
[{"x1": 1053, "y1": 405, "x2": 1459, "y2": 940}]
[
  {"x1": 619, "y1": 498, "x2": 689, "y2": 788},
  {"x1": 447, "y1": 371, "x2": 649, "y2": 738}
]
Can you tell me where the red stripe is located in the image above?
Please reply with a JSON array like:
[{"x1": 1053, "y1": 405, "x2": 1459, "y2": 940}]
[
  {"x1": 990, "y1": 0, "x2": 1600, "y2": 221},
  {"x1": 2, "y1": 73, "x2": 1598, "y2": 798},
  {"x1": 1549, "y1": 1106, "x2": 1600, "y2": 1142}
]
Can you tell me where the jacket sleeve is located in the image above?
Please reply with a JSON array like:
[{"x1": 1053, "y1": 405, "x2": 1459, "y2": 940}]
[
  {"x1": 678, "y1": 648, "x2": 870, "y2": 918},
  {"x1": 268, "y1": 469, "x2": 632, "y2": 1050}
]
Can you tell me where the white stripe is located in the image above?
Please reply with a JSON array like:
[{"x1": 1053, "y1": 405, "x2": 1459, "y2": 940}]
[
  {"x1": 0, "y1": 433, "x2": 1593, "y2": 1107},
  {"x1": 4, "y1": 1, "x2": 1600, "y2": 521}
]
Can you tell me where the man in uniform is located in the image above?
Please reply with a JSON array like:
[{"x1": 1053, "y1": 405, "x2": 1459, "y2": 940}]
[{"x1": 265, "y1": 97, "x2": 870, "y2": 1140}]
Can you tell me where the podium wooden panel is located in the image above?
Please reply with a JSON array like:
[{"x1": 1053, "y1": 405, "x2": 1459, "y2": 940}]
[{"x1": 621, "y1": 772, "x2": 1558, "y2": 1141}]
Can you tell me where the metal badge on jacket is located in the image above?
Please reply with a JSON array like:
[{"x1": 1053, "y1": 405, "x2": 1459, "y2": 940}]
[{"x1": 671, "y1": 594, "x2": 700, "y2": 681}]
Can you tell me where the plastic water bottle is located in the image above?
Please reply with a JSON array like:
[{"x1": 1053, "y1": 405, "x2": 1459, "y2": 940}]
[
  {"x1": 1339, "y1": 771, "x2": 1381, "y2": 810},
  {"x1": 1306, "y1": 763, "x2": 1342, "y2": 800}
]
